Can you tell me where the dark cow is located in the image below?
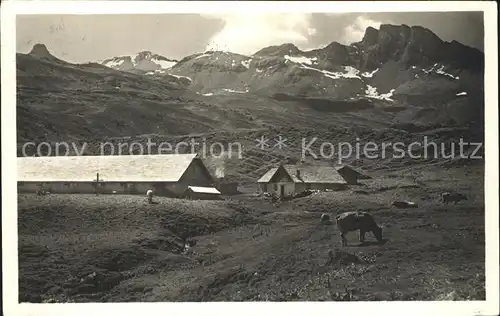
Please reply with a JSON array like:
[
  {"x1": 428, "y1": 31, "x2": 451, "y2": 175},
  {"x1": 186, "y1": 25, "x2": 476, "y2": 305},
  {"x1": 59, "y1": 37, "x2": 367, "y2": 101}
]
[
  {"x1": 442, "y1": 192, "x2": 468, "y2": 204},
  {"x1": 392, "y1": 201, "x2": 418, "y2": 208},
  {"x1": 335, "y1": 211, "x2": 383, "y2": 247}
]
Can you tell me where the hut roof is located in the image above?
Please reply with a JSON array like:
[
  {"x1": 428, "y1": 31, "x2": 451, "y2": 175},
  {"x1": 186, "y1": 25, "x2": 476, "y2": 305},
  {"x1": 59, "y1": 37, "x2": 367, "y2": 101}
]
[
  {"x1": 257, "y1": 167, "x2": 278, "y2": 183},
  {"x1": 17, "y1": 154, "x2": 203, "y2": 182},
  {"x1": 187, "y1": 186, "x2": 221, "y2": 194},
  {"x1": 335, "y1": 164, "x2": 372, "y2": 179},
  {"x1": 258, "y1": 165, "x2": 346, "y2": 184}
]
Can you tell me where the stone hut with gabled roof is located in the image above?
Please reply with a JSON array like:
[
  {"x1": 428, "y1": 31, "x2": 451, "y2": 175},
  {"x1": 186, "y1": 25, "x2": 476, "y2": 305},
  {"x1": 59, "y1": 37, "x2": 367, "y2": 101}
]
[
  {"x1": 335, "y1": 164, "x2": 372, "y2": 185},
  {"x1": 257, "y1": 164, "x2": 347, "y2": 197},
  {"x1": 17, "y1": 153, "x2": 217, "y2": 197}
]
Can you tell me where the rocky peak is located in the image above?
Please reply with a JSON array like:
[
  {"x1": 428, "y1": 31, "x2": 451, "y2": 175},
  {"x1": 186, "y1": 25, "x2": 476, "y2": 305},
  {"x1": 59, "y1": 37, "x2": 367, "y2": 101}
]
[
  {"x1": 29, "y1": 44, "x2": 53, "y2": 59},
  {"x1": 317, "y1": 41, "x2": 351, "y2": 65},
  {"x1": 136, "y1": 51, "x2": 153, "y2": 61},
  {"x1": 254, "y1": 43, "x2": 301, "y2": 57},
  {"x1": 323, "y1": 41, "x2": 346, "y2": 51},
  {"x1": 359, "y1": 24, "x2": 444, "y2": 51},
  {"x1": 440, "y1": 39, "x2": 484, "y2": 71},
  {"x1": 406, "y1": 25, "x2": 444, "y2": 53},
  {"x1": 379, "y1": 24, "x2": 411, "y2": 37},
  {"x1": 361, "y1": 26, "x2": 379, "y2": 46},
  {"x1": 355, "y1": 23, "x2": 469, "y2": 68}
]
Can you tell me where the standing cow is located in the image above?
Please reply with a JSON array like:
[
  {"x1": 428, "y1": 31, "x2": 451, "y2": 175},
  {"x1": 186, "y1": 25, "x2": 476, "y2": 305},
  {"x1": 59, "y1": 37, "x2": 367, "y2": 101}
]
[
  {"x1": 146, "y1": 189, "x2": 154, "y2": 204},
  {"x1": 441, "y1": 192, "x2": 468, "y2": 204},
  {"x1": 335, "y1": 211, "x2": 383, "y2": 247}
]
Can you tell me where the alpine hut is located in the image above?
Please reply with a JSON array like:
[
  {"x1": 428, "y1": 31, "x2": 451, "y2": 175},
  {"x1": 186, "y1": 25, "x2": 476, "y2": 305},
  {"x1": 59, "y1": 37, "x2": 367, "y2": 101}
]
[
  {"x1": 335, "y1": 164, "x2": 372, "y2": 185},
  {"x1": 17, "y1": 153, "x2": 218, "y2": 197},
  {"x1": 257, "y1": 164, "x2": 347, "y2": 197}
]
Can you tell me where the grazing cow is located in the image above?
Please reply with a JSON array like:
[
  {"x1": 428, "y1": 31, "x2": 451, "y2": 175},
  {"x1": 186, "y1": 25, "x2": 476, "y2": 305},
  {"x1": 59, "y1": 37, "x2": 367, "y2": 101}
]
[
  {"x1": 442, "y1": 192, "x2": 468, "y2": 204},
  {"x1": 182, "y1": 239, "x2": 197, "y2": 254},
  {"x1": 146, "y1": 189, "x2": 154, "y2": 204},
  {"x1": 36, "y1": 187, "x2": 50, "y2": 196},
  {"x1": 392, "y1": 201, "x2": 418, "y2": 208},
  {"x1": 335, "y1": 211, "x2": 383, "y2": 247}
]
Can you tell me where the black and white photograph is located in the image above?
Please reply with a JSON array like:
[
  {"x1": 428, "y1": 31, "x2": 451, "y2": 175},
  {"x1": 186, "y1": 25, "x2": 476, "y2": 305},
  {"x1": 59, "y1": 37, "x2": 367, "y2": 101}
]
[{"x1": 2, "y1": 1, "x2": 498, "y2": 316}]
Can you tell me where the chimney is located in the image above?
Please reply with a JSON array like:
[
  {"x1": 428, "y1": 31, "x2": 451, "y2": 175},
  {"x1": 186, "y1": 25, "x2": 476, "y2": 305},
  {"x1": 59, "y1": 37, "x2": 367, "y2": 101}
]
[
  {"x1": 215, "y1": 166, "x2": 225, "y2": 180},
  {"x1": 96, "y1": 172, "x2": 100, "y2": 196}
]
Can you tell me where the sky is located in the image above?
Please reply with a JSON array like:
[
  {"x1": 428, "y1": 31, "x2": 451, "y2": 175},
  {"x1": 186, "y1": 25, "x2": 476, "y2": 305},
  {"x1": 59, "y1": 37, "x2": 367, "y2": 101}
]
[{"x1": 16, "y1": 12, "x2": 484, "y2": 63}]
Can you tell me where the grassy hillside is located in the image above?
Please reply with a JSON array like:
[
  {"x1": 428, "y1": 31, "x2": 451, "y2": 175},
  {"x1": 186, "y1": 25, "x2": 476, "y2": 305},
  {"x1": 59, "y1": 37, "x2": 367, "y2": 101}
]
[{"x1": 18, "y1": 164, "x2": 484, "y2": 302}]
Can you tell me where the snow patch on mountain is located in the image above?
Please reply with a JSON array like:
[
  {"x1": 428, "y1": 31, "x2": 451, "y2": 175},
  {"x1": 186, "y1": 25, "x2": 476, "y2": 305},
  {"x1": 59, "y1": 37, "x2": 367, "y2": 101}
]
[
  {"x1": 282, "y1": 54, "x2": 363, "y2": 80},
  {"x1": 146, "y1": 69, "x2": 167, "y2": 75},
  {"x1": 195, "y1": 53, "x2": 212, "y2": 60},
  {"x1": 130, "y1": 54, "x2": 139, "y2": 66},
  {"x1": 198, "y1": 88, "x2": 249, "y2": 96},
  {"x1": 223, "y1": 88, "x2": 249, "y2": 94},
  {"x1": 104, "y1": 59, "x2": 125, "y2": 68},
  {"x1": 365, "y1": 85, "x2": 395, "y2": 101},
  {"x1": 241, "y1": 59, "x2": 252, "y2": 69},
  {"x1": 152, "y1": 58, "x2": 176, "y2": 69},
  {"x1": 342, "y1": 66, "x2": 362, "y2": 79},
  {"x1": 361, "y1": 68, "x2": 379, "y2": 78},
  {"x1": 145, "y1": 69, "x2": 166, "y2": 75},
  {"x1": 145, "y1": 71, "x2": 192, "y2": 83},
  {"x1": 300, "y1": 64, "x2": 362, "y2": 80},
  {"x1": 284, "y1": 55, "x2": 317, "y2": 65},
  {"x1": 423, "y1": 63, "x2": 460, "y2": 80},
  {"x1": 169, "y1": 74, "x2": 192, "y2": 82},
  {"x1": 101, "y1": 51, "x2": 177, "y2": 72}
]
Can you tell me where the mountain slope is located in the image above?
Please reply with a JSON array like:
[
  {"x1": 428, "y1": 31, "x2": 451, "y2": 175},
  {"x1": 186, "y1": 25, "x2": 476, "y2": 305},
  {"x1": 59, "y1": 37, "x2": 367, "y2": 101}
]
[
  {"x1": 16, "y1": 49, "x2": 254, "y2": 142},
  {"x1": 16, "y1": 23, "x2": 484, "y2": 146},
  {"x1": 17, "y1": 45, "x2": 399, "y2": 144},
  {"x1": 95, "y1": 24, "x2": 484, "y2": 115}
]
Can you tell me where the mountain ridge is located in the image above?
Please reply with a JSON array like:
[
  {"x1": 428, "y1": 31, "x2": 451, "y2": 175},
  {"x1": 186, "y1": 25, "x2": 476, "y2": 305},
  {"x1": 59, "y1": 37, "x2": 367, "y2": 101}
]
[
  {"x1": 100, "y1": 51, "x2": 178, "y2": 73},
  {"x1": 16, "y1": 22, "x2": 485, "y2": 145},
  {"x1": 98, "y1": 23, "x2": 483, "y2": 74}
]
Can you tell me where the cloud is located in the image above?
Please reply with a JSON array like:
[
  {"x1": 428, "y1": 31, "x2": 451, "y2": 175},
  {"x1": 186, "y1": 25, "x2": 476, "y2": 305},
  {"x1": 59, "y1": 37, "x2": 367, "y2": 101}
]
[
  {"x1": 201, "y1": 13, "x2": 316, "y2": 54},
  {"x1": 341, "y1": 16, "x2": 385, "y2": 44}
]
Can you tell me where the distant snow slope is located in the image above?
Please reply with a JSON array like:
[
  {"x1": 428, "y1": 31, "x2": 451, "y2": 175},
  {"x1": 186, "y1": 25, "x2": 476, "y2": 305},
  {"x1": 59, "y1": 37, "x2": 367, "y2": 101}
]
[{"x1": 101, "y1": 51, "x2": 178, "y2": 72}]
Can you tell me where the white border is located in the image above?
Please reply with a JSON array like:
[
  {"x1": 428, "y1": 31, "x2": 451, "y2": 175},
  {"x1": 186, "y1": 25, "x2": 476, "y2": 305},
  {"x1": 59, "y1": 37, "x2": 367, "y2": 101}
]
[{"x1": 2, "y1": 1, "x2": 498, "y2": 316}]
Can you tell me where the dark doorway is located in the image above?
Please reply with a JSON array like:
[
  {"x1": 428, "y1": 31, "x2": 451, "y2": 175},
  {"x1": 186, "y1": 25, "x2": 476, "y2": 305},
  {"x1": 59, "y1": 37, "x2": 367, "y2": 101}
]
[{"x1": 280, "y1": 185, "x2": 285, "y2": 197}]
